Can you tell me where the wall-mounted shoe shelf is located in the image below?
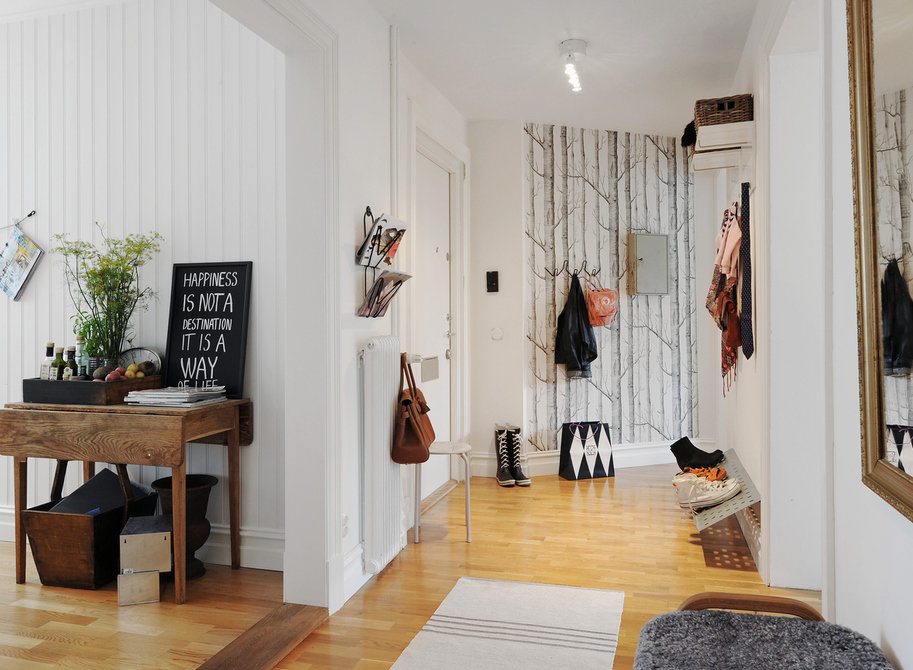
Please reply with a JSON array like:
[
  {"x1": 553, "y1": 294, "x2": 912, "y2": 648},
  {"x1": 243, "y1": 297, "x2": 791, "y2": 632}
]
[
  {"x1": 688, "y1": 449, "x2": 761, "y2": 531},
  {"x1": 692, "y1": 120, "x2": 754, "y2": 174}
]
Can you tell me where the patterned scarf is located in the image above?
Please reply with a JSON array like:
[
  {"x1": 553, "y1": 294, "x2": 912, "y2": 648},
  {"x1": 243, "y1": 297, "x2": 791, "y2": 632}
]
[{"x1": 706, "y1": 203, "x2": 742, "y2": 393}]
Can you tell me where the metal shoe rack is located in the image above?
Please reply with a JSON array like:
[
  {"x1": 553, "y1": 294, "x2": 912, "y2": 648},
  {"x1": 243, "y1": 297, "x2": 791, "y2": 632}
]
[{"x1": 688, "y1": 449, "x2": 760, "y2": 532}]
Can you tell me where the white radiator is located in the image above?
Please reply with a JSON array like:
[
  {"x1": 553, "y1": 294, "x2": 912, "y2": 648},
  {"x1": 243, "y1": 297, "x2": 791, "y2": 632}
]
[{"x1": 361, "y1": 336, "x2": 404, "y2": 574}]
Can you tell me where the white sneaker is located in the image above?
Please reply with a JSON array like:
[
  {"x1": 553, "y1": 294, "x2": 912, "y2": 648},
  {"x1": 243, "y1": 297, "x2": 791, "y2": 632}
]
[{"x1": 674, "y1": 475, "x2": 741, "y2": 509}]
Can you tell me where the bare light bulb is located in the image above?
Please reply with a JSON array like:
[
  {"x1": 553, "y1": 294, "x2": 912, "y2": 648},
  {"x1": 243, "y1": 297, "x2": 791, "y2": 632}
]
[{"x1": 565, "y1": 56, "x2": 581, "y2": 92}]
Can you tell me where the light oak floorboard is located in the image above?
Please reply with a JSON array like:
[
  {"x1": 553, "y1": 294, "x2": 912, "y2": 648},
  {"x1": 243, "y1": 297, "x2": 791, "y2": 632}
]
[
  {"x1": 1, "y1": 465, "x2": 820, "y2": 669},
  {"x1": 279, "y1": 465, "x2": 820, "y2": 670}
]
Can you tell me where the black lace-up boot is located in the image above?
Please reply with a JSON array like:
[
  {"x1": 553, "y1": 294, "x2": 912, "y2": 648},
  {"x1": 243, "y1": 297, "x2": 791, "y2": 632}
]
[
  {"x1": 506, "y1": 425, "x2": 531, "y2": 486},
  {"x1": 494, "y1": 425, "x2": 515, "y2": 487}
]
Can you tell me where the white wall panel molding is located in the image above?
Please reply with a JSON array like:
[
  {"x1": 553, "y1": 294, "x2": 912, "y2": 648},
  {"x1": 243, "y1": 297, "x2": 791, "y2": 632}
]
[
  {"x1": 0, "y1": 0, "x2": 287, "y2": 571},
  {"x1": 470, "y1": 440, "x2": 683, "y2": 478}
]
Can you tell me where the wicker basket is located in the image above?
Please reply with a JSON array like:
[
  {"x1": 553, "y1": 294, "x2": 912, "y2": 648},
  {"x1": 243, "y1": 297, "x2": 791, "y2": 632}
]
[{"x1": 694, "y1": 94, "x2": 753, "y2": 128}]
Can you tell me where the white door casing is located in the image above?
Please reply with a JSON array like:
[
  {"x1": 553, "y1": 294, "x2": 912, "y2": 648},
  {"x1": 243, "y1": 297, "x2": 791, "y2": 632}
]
[{"x1": 414, "y1": 150, "x2": 453, "y2": 498}]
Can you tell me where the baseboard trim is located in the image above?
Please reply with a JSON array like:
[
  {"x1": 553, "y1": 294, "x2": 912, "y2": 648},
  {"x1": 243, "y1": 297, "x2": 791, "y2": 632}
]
[
  {"x1": 343, "y1": 543, "x2": 371, "y2": 602},
  {"x1": 0, "y1": 505, "x2": 14, "y2": 542},
  {"x1": 470, "y1": 440, "x2": 695, "y2": 478},
  {"x1": 168, "y1": 523, "x2": 285, "y2": 572},
  {"x1": 0, "y1": 506, "x2": 285, "y2": 571}
]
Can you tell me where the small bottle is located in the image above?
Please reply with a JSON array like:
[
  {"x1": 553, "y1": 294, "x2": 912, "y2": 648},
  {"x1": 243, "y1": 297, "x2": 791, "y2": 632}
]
[
  {"x1": 39, "y1": 342, "x2": 55, "y2": 380},
  {"x1": 63, "y1": 346, "x2": 78, "y2": 380},
  {"x1": 74, "y1": 335, "x2": 88, "y2": 378},
  {"x1": 49, "y1": 347, "x2": 66, "y2": 380}
]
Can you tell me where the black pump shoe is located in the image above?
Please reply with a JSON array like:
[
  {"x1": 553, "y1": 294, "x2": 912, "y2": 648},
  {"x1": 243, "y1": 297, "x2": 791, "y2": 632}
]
[{"x1": 670, "y1": 436, "x2": 724, "y2": 470}]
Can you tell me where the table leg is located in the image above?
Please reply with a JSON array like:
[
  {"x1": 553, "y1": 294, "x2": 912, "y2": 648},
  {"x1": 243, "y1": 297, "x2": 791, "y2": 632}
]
[
  {"x1": 228, "y1": 412, "x2": 241, "y2": 569},
  {"x1": 173, "y1": 462, "x2": 187, "y2": 604},
  {"x1": 14, "y1": 457, "x2": 27, "y2": 584}
]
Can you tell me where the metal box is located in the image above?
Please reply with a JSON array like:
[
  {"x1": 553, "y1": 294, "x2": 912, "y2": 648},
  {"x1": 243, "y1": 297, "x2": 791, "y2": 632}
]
[
  {"x1": 118, "y1": 571, "x2": 160, "y2": 606},
  {"x1": 120, "y1": 516, "x2": 172, "y2": 573},
  {"x1": 627, "y1": 234, "x2": 670, "y2": 295}
]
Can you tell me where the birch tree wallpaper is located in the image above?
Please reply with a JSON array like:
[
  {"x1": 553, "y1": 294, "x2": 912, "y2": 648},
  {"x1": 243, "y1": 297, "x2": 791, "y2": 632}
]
[
  {"x1": 524, "y1": 123, "x2": 697, "y2": 452},
  {"x1": 877, "y1": 87, "x2": 913, "y2": 446}
]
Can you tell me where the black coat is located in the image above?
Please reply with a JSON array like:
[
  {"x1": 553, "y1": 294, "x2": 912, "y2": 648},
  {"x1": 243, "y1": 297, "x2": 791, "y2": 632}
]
[
  {"x1": 555, "y1": 274, "x2": 598, "y2": 378},
  {"x1": 883, "y1": 258, "x2": 913, "y2": 376}
]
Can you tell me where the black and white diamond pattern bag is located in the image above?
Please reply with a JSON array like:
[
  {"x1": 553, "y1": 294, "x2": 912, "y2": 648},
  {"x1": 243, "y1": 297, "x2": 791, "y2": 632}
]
[{"x1": 558, "y1": 421, "x2": 615, "y2": 481}]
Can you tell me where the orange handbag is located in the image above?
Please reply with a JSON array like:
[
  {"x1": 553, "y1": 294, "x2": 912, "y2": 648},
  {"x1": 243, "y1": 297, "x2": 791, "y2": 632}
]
[{"x1": 585, "y1": 275, "x2": 619, "y2": 327}]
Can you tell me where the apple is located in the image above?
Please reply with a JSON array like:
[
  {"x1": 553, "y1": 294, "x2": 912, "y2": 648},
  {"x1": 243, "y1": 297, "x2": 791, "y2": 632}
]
[
  {"x1": 105, "y1": 371, "x2": 121, "y2": 382},
  {"x1": 116, "y1": 367, "x2": 126, "y2": 375},
  {"x1": 125, "y1": 369, "x2": 136, "y2": 379}
]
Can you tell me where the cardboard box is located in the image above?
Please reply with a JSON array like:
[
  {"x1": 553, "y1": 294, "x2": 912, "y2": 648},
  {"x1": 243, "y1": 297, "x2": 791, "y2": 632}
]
[
  {"x1": 118, "y1": 571, "x2": 160, "y2": 606},
  {"x1": 120, "y1": 516, "x2": 172, "y2": 573}
]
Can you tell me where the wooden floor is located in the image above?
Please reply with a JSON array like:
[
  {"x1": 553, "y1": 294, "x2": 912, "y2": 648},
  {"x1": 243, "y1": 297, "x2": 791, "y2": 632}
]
[{"x1": 0, "y1": 464, "x2": 820, "y2": 669}]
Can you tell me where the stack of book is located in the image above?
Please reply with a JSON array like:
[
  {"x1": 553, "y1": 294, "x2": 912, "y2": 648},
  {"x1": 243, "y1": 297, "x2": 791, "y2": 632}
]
[{"x1": 125, "y1": 386, "x2": 227, "y2": 407}]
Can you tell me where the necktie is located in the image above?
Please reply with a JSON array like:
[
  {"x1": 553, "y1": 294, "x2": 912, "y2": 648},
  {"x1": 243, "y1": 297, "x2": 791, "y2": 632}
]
[{"x1": 740, "y1": 182, "x2": 754, "y2": 359}]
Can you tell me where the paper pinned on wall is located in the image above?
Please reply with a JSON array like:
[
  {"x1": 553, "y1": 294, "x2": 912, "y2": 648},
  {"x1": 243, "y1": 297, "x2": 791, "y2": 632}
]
[{"x1": 0, "y1": 226, "x2": 43, "y2": 301}]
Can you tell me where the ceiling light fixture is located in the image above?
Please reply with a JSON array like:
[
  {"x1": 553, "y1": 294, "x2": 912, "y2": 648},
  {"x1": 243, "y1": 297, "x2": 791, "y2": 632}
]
[{"x1": 560, "y1": 39, "x2": 588, "y2": 93}]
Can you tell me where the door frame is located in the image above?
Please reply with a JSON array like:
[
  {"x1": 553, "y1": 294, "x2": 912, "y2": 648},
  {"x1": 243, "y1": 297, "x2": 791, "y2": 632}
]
[{"x1": 406, "y1": 126, "x2": 469, "y2": 444}]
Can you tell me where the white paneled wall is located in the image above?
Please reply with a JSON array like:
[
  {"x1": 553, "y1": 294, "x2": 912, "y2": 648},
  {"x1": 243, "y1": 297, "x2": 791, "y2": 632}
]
[{"x1": 0, "y1": 0, "x2": 286, "y2": 569}]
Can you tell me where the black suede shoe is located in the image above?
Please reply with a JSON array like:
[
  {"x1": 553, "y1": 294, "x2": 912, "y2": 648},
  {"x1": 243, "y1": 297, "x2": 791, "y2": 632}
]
[{"x1": 670, "y1": 436, "x2": 724, "y2": 470}]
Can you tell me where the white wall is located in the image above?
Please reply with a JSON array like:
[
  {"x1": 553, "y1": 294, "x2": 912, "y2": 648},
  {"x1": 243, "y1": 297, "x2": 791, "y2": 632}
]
[
  {"x1": 767, "y1": 44, "x2": 825, "y2": 589},
  {"x1": 467, "y1": 120, "x2": 525, "y2": 472},
  {"x1": 722, "y1": 0, "x2": 825, "y2": 590},
  {"x1": 0, "y1": 0, "x2": 287, "y2": 570},
  {"x1": 299, "y1": 0, "x2": 394, "y2": 606},
  {"x1": 297, "y1": 0, "x2": 468, "y2": 606},
  {"x1": 829, "y1": 0, "x2": 913, "y2": 664}
]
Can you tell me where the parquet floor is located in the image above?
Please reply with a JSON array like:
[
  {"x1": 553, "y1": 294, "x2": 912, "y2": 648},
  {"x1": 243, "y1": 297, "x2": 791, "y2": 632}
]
[{"x1": 0, "y1": 464, "x2": 820, "y2": 669}]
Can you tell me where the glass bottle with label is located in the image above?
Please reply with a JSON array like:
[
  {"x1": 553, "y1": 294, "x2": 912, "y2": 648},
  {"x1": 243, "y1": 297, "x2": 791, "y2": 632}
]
[
  {"x1": 74, "y1": 335, "x2": 88, "y2": 379},
  {"x1": 39, "y1": 342, "x2": 55, "y2": 380},
  {"x1": 49, "y1": 347, "x2": 66, "y2": 380},
  {"x1": 63, "y1": 346, "x2": 78, "y2": 380}
]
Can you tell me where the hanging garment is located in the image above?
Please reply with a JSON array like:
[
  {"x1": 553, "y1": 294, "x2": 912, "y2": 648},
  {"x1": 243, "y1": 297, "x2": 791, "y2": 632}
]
[
  {"x1": 555, "y1": 274, "x2": 598, "y2": 378},
  {"x1": 706, "y1": 202, "x2": 741, "y2": 392},
  {"x1": 740, "y1": 182, "x2": 754, "y2": 359},
  {"x1": 882, "y1": 258, "x2": 913, "y2": 376}
]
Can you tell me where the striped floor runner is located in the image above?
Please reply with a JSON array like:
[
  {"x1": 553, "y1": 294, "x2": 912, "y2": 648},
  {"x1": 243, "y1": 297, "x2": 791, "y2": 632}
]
[{"x1": 392, "y1": 577, "x2": 624, "y2": 669}]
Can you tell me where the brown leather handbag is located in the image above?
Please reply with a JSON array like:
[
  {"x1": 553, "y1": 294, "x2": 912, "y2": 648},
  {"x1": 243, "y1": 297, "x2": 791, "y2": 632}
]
[{"x1": 391, "y1": 353, "x2": 435, "y2": 464}]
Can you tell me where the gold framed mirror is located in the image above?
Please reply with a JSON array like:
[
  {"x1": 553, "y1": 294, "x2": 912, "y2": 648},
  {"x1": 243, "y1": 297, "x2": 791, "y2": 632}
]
[{"x1": 849, "y1": 0, "x2": 913, "y2": 522}]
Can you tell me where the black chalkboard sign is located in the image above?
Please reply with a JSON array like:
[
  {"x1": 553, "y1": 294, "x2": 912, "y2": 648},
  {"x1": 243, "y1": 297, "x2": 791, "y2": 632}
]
[{"x1": 164, "y1": 262, "x2": 252, "y2": 398}]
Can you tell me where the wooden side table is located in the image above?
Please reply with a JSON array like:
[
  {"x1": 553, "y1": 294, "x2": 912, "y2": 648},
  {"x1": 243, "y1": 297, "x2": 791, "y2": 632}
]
[{"x1": 0, "y1": 398, "x2": 252, "y2": 604}]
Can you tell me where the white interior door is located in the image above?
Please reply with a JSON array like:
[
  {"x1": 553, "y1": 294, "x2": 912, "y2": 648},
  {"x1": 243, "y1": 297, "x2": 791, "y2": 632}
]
[{"x1": 414, "y1": 150, "x2": 452, "y2": 499}]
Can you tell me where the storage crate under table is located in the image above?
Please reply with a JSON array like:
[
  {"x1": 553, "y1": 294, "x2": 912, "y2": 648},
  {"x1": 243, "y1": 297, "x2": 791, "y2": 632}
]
[{"x1": 23, "y1": 463, "x2": 157, "y2": 589}]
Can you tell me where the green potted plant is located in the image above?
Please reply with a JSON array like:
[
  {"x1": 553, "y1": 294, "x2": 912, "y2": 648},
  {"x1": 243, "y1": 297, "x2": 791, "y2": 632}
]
[{"x1": 55, "y1": 225, "x2": 163, "y2": 369}]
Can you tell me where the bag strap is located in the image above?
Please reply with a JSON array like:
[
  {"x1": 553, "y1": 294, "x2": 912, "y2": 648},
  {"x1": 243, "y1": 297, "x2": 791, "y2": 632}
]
[
  {"x1": 400, "y1": 353, "x2": 419, "y2": 394},
  {"x1": 404, "y1": 355, "x2": 419, "y2": 392},
  {"x1": 586, "y1": 274, "x2": 605, "y2": 291}
]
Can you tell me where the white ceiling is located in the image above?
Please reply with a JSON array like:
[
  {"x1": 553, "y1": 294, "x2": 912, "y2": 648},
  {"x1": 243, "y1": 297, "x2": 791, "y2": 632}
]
[{"x1": 370, "y1": 0, "x2": 758, "y2": 137}]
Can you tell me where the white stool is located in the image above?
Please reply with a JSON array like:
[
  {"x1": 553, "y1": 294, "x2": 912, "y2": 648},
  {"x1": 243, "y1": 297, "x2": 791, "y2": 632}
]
[{"x1": 414, "y1": 441, "x2": 471, "y2": 543}]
